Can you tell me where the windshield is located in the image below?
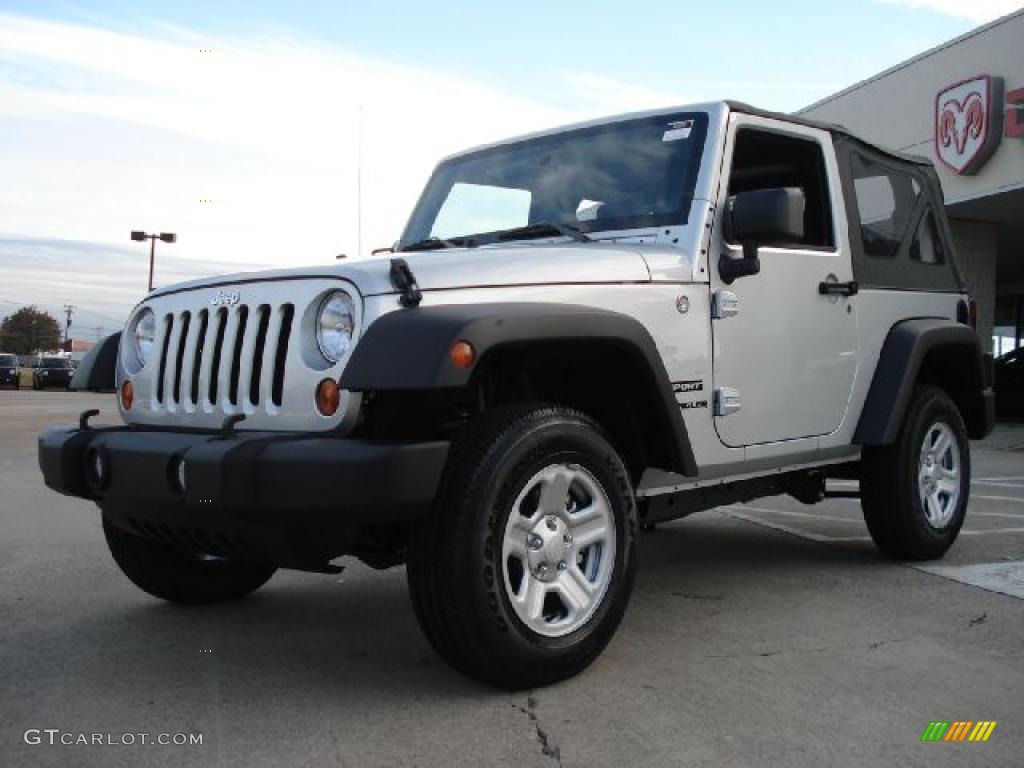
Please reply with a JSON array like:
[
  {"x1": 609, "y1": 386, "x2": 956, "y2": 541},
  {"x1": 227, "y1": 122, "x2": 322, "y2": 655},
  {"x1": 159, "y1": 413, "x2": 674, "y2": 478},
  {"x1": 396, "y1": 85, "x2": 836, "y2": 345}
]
[
  {"x1": 42, "y1": 358, "x2": 69, "y2": 369},
  {"x1": 400, "y1": 111, "x2": 708, "y2": 248},
  {"x1": 0, "y1": 355, "x2": 15, "y2": 366}
]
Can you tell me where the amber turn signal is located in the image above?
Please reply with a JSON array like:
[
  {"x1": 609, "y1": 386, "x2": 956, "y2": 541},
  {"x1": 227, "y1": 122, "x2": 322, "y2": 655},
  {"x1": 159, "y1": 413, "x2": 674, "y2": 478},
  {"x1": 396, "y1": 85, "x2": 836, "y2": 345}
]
[
  {"x1": 315, "y1": 378, "x2": 341, "y2": 416},
  {"x1": 120, "y1": 380, "x2": 134, "y2": 410},
  {"x1": 449, "y1": 340, "x2": 475, "y2": 370}
]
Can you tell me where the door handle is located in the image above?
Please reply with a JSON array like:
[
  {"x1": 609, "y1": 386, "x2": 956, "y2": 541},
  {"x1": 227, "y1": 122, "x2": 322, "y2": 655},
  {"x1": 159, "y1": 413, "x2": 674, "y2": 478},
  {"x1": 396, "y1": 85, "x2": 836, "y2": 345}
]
[{"x1": 818, "y1": 280, "x2": 858, "y2": 297}]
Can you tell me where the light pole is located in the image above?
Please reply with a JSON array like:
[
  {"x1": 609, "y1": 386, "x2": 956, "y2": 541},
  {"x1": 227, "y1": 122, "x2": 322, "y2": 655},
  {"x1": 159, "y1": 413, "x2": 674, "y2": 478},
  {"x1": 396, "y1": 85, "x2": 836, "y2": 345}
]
[{"x1": 131, "y1": 231, "x2": 177, "y2": 291}]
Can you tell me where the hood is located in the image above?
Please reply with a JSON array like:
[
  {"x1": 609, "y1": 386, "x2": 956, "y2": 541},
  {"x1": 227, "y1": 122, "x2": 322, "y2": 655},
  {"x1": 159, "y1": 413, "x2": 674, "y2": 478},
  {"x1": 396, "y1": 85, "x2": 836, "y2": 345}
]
[{"x1": 147, "y1": 242, "x2": 663, "y2": 301}]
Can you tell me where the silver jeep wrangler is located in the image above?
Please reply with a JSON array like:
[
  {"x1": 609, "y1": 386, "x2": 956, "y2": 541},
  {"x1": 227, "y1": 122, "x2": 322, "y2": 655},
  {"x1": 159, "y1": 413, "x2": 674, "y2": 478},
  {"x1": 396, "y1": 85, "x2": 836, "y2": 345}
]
[{"x1": 40, "y1": 101, "x2": 994, "y2": 688}]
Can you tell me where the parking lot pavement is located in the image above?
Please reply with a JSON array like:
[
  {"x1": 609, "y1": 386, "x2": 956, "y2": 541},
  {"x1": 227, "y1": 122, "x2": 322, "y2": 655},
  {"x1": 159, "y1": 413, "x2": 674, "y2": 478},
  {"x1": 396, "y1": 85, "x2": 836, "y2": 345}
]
[{"x1": 2, "y1": 390, "x2": 1022, "y2": 768}]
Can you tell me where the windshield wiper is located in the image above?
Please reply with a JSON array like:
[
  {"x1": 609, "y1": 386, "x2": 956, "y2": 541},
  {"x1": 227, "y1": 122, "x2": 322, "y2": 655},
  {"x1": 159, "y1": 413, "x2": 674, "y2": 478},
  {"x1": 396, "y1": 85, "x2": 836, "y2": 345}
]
[
  {"x1": 494, "y1": 221, "x2": 591, "y2": 243},
  {"x1": 399, "y1": 236, "x2": 469, "y2": 252}
]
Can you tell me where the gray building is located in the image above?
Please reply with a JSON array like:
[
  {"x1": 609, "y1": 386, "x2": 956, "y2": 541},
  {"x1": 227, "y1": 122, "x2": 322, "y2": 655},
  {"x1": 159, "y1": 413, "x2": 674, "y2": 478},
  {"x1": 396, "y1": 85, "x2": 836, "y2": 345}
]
[{"x1": 801, "y1": 9, "x2": 1024, "y2": 354}]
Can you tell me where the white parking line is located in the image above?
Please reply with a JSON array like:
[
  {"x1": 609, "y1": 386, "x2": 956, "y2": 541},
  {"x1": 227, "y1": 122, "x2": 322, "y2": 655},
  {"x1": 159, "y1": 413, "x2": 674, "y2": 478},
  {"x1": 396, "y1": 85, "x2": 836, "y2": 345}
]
[
  {"x1": 727, "y1": 505, "x2": 859, "y2": 524},
  {"x1": 830, "y1": 493, "x2": 1024, "y2": 507},
  {"x1": 914, "y1": 561, "x2": 1024, "y2": 599},
  {"x1": 972, "y1": 480, "x2": 1024, "y2": 489},
  {"x1": 970, "y1": 510, "x2": 1024, "y2": 519},
  {"x1": 719, "y1": 508, "x2": 871, "y2": 542},
  {"x1": 721, "y1": 507, "x2": 1024, "y2": 543},
  {"x1": 972, "y1": 494, "x2": 1024, "y2": 505},
  {"x1": 958, "y1": 527, "x2": 1024, "y2": 536}
]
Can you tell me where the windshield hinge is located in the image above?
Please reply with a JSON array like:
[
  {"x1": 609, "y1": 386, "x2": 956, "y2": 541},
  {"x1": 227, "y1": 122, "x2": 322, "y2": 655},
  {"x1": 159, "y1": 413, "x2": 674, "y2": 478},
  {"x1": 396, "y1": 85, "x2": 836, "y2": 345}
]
[{"x1": 389, "y1": 258, "x2": 423, "y2": 308}]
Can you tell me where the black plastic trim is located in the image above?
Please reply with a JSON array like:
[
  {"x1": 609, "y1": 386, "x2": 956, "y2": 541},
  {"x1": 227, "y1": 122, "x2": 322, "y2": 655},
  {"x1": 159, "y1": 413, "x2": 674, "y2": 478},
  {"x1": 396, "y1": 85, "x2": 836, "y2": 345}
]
[
  {"x1": 69, "y1": 332, "x2": 120, "y2": 391},
  {"x1": 341, "y1": 302, "x2": 698, "y2": 476},
  {"x1": 38, "y1": 425, "x2": 450, "y2": 569},
  {"x1": 854, "y1": 318, "x2": 995, "y2": 444}
]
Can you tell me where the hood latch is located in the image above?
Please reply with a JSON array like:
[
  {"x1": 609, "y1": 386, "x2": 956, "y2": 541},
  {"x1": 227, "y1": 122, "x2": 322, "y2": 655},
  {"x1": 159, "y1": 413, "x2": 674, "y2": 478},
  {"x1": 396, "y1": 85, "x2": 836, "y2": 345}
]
[{"x1": 389, "y1": 258, "x2": 423, "y2": 308}]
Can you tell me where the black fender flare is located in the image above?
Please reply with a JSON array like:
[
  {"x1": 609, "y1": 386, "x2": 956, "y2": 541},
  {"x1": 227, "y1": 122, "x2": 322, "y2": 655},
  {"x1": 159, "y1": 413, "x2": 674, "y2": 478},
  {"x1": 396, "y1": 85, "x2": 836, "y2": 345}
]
[
  {"x1": 341, "y1": 303, "x2": 697, "y2": 476},
  {"x1": 70, "y1": 332, "x2": 120, "y2": 391},
  {"x1": 854, "y1": 318, "x2": 994, "y2": 444}
]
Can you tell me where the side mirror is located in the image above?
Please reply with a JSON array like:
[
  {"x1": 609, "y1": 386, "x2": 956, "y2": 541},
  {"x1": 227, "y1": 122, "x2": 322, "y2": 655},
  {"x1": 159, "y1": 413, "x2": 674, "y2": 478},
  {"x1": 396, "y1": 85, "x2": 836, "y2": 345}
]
[{"x1": 719, "y1": 187, "x2": 805, "y2": 284}]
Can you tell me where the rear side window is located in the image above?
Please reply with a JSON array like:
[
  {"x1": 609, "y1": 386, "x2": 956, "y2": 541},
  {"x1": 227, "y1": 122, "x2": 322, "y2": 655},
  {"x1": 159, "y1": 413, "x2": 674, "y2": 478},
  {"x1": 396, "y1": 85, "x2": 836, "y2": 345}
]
[
  {"x1": 909, "y1": 209, "x2": 945, "y2": 266},
  {"x1": 850, "y1": 154, "x2": 921, "y2": 259},
  {"x1": 839, "y1": 141, "x2": 962, "y2": 292}
]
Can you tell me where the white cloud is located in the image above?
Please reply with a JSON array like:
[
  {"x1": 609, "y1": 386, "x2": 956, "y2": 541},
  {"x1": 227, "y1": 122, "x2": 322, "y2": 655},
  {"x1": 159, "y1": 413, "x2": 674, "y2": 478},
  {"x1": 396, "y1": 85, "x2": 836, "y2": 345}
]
[
  {"x1": 878, "y1": 0, "x2": 1022, "y2": 23},
  {"x1": 561, "y1": 72, "x2": 844, "y2": 114},
  {"x1": 0, "y1": 11, "x2": 580, "y2": 318},
  {"x1": 0, "y1": 237, "x2": 269, "y2": 336},
  {"x1": 561, "y1": 73, "x2": 691, "y2": 112},
  {"x1": 0, "y1": 10, "x2": 849, "y2": 326}
]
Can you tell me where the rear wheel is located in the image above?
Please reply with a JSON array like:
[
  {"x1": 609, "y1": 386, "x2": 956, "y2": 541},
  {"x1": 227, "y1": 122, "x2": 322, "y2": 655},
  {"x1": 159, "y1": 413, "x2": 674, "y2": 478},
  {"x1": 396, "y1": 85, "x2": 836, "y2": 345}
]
[
  {"x1": 861, "y1": 387, "x2": 970, "y2": 560},
  {"x1": 102, "y1": 517, "x2": 276, "y2": 604},
  {"x1": 407, "y1": 406, "x2": 637, "y2": 689}
]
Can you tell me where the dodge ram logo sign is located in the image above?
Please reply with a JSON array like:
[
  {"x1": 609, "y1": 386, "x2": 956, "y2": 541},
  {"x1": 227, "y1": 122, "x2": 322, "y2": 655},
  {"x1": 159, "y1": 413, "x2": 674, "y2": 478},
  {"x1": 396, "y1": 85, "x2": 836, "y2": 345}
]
[{"x1": 935, "y1": 75, "x2": 1004, "y2": 175}]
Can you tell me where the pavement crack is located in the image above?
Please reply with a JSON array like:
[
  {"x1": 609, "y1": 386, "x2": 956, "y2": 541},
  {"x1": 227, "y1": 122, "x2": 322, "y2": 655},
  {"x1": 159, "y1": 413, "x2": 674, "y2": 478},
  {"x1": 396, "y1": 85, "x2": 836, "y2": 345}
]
[
  {"x1": 969, "y1": 612, "x2": 988, "y2": 627},
  {"x1": 670, "y1": 592, "x2": 724, "y2": 600},
  {"x1": 511, "y1": 693, "x2": 561, "y2": 765},
  {"x1": 704, "y1": 646, "x2": 829, "y2": 659}
]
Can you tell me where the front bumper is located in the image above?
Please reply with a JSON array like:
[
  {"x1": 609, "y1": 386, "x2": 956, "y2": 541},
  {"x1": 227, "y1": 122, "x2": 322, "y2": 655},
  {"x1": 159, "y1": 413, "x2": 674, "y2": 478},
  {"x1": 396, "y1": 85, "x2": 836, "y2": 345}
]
[
  {"x1": 39, "y1": 424, "x2": 449, "y2": 569},
  {"x1": 0, "y1": 369, "x2": 17, "y2": 385}
]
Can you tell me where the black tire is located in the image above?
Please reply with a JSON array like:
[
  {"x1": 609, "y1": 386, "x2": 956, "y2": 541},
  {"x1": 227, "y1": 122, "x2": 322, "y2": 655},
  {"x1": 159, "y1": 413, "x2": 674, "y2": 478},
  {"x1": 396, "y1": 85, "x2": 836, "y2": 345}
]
[
  {"x1": 102, "y1": 517, "x2": 276, "y2": 604},
  {"x1": 407, "y1": 405, "x2": 637, "y2": 689},
  {"x1": 861, "y1": 386, "x2": 970, "y2": 560}
]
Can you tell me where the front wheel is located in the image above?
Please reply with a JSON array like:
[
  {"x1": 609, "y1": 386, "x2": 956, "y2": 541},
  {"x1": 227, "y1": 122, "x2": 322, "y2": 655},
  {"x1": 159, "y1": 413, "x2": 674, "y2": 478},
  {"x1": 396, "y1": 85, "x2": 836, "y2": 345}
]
[
  {"x1": 861, "y1": 386, "x2": 970, "y2": 560},
  {"x1": 103, "y1": 517, "x2": 276, "y2": 604},
  {"x1": 407, "y1": 406, "x2": 637, "y2": 689}
]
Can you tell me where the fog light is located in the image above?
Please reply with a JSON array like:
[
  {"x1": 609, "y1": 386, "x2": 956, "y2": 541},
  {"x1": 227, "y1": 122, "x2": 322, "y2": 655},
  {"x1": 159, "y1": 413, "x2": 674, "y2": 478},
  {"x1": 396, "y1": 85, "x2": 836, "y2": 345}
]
[
  {"x1": 120, "y1": 380, "x2": 134, "y2": 410},
  {"x1": 85, "y1": 445, "x2": 109, "y2": 492},
  {"x1": 449, "y1": 340, "x2": 475, "y2": 370},
  {"x1": 92, "y1": 451, "x2": 104, "y2": 482},
  {"x1": 172, "y1": 458, "x2": 187, "y2": 493},
  {"x1": 315, "y1": 378, "x2": 340, "y2": 416}
]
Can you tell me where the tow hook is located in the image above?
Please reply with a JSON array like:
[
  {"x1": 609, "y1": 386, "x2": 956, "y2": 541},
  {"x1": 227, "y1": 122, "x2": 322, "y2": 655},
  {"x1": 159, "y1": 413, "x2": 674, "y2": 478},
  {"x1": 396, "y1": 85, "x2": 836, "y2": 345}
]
[{"x1": 78, "y1": 409, "x2": 100, "y2": 431}]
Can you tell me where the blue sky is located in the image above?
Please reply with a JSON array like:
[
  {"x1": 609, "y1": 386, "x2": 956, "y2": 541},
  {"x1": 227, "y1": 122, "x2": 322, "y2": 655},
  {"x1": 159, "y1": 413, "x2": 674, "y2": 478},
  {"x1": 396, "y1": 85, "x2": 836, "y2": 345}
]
[
  {"x1": 0, "y1": 0, "x2": 1019, "y2": 338},
  {"x1": 0, "y1": 0, "x2": 994, "y2": 108}
]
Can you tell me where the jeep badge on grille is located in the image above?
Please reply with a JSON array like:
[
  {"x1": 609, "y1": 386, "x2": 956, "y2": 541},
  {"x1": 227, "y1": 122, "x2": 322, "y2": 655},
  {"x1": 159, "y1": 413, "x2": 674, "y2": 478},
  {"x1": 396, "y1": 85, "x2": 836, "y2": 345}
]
[{"x1": 210, "y1": 290, "x2": 240, "y2": 307}]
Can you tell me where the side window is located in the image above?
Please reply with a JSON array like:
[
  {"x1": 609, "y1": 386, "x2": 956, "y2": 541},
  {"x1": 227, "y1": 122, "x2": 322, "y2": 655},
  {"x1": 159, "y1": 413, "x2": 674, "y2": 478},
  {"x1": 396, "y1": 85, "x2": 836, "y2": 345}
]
[
  {"x1": 850, "y1": 153, "x2": 921, "y2": 259},
  {"x1": 431, "y1": 182, "x2": 531, "y2": 239},
  {"x1": 727, "y1": 128, "x2": 835, "y2": 248},
  {"x1": 909, "y1": 209, "x2": 945, "y2": 265}
]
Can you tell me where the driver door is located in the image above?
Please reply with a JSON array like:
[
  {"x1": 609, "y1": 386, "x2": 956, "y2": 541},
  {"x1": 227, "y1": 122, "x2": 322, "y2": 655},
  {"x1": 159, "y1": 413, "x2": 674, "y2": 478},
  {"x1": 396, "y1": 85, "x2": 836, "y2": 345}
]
[{"x1": 711, "y1": 116, "x2": 858, "y2": 448}]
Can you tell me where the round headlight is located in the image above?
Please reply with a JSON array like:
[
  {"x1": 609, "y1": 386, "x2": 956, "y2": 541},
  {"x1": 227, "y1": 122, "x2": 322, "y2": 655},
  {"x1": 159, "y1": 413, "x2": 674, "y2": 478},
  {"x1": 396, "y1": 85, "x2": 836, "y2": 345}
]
[
  {"x1": 127, "y1": 308, "x2": 156, "y2": 372},
  {"x1": 316, "y1": 291, "x2": 355, "y2": 363}
]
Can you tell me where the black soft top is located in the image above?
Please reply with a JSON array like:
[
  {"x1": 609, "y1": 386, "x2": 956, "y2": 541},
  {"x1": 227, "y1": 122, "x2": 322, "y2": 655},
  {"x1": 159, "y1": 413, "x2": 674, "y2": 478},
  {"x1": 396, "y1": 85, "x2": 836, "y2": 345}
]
[
  {"x1": 726, "y1": 102, "x2": 963, "y2": 294},
  {"x1": 726, "y1": 101, "x2": 933, "y2": 167}
]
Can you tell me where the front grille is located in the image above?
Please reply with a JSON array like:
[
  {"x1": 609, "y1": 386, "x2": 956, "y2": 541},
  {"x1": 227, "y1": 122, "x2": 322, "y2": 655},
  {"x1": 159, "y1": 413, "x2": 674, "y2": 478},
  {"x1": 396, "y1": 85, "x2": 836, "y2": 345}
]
[
  {"x1": 153, "y1": 302, "x2": 294, "y2": 415},
  {"x1": 125, "y1": 277, "x2": 356, "y2": 432}
]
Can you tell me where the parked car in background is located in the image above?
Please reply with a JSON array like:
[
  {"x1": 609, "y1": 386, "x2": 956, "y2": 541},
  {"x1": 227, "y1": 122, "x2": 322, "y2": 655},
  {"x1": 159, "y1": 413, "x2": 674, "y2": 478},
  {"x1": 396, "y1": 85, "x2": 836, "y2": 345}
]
[
  {"x1": 0, "y1": 353, "x2": 19, "y2": 389},
  {"x1": 994, "y1": 347, "x2": 1024, "y2": 420},
  {"x1": 33, "y1": 356, "x2": 75, "y2": 390}
]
